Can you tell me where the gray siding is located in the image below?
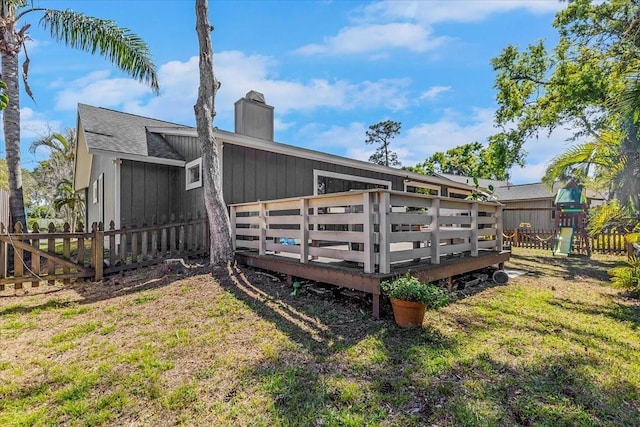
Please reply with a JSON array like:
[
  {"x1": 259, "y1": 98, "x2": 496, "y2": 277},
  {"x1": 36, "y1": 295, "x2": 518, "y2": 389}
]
[
  {"x1": 503, "y1": 199, "x2": 554, "y2": 230},
  {"x1": 222, "y1": 144, "x2": 406, "y2": 205},
  {"x1": 120, "y1": 160, "x2": 182, "y2": 224},
  {"x1": 165, "y1": 134, "x2": 206, "y2": 219},
  {"x1": 87, "y1": 154, "x2": 116, "y2": 227}
]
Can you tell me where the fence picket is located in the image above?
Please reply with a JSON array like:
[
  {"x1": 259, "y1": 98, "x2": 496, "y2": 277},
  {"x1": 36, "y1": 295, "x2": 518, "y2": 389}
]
[
  {"x1": 503, "y1": 228, "x2": 628, "y2": 255},
  {"x1": 0, "y1": 214, "x2": 206, "y2": 290}
]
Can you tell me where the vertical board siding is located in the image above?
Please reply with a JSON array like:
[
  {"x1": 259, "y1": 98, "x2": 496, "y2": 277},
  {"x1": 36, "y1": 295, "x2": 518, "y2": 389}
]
[
  {"x1": 502, "y1": 200, "x2": 554, "y2": 230},
  {"x1": 222, "y1": 144, "x2": 408, "y2": 205}
]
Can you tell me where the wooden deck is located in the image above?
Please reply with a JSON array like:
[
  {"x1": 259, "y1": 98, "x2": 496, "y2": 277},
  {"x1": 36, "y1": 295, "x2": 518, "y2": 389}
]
[{"x1": 230, "y1": 189, "x2": 510, "y2": 318}]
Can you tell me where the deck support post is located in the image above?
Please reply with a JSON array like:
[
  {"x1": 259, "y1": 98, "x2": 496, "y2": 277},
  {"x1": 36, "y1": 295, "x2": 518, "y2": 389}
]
[
  {"x1": 378, "y1": 191, "x2": 391, "y2": 274},
  {"x1": 259, "y1": 202, "x2": 266, "y2": 256},
  {"x1": 363, "y1": 192, "x2": 375, "y2": 273},
  {"x1": 430, "y1": 198, "x2": 440, "y2": 265},
  {"x1": 300, "y1": 198, "x2": 309, "y2": 263},
  {"x1": 372, "y1": 293, "x2": 380, "y2": 319},
  {"x1": 470, "y1": 202, "x2": 478, "y2": 257}
]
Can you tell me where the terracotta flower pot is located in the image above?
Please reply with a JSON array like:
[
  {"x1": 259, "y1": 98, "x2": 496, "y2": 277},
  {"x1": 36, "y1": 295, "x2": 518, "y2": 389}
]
[{"x1": 390, "y1": 298, "x2": 427, "y2": 327}]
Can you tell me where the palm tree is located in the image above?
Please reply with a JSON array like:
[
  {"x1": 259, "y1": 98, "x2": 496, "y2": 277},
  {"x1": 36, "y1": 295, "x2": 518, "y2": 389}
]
[
  {"x1": 52, "y1": 178, "x2": 84, "y2": 232},
  {"x1": 0, "y1": 1, "x2": 159, "y2": 230},
  {"x1": 29, "y1": 128, "x2": 83, "y2": 227}
]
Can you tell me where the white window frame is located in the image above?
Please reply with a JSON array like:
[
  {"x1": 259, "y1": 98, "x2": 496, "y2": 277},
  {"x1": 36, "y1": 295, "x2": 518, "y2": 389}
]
[
  {"x1": 403, "y1": 180, "x2": 440, "y2": 196},
  {"x1": 313, "y1": 169, "x2": 391, "y2": 195},
  {"x1": 185, "y1": 157, "x2": 203, "y2": 190}
]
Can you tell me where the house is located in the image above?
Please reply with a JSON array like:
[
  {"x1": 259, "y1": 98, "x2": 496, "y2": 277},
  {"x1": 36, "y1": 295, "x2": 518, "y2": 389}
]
[
  {"x1": 493, "y1": 182, "x2": 606, "y2": 230},
  {"x1": 73, "y1": 91, "x2": 478, "y2": 228}
]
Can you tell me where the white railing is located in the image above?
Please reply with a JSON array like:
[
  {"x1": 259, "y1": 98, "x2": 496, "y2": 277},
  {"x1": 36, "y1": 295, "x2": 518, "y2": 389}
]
[{"x1": 230, "y1": 189, "x2": 503, "y2": 274}]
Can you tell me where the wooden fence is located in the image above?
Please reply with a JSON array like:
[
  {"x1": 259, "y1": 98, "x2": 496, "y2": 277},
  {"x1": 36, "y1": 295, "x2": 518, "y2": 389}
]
[
  {"x1": 0, "y1": 214, "x2": 209, "y2": 291},
  {"x1": 502, "y1": 228, "x2": 629, "y2": 255},
  {"x1": 231, "y1": 189, "x2": 503, "y2": 274}
]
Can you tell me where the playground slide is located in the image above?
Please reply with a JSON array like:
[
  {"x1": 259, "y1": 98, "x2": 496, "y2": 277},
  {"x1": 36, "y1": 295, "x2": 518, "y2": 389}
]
[{"x1": 553, "y1": 227, "x2": 574, "y2": 256}]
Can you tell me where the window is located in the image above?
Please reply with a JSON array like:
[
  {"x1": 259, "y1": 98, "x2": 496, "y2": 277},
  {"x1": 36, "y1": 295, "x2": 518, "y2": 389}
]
[
  {"x1": 448, "y1": 188, "x2": 471, "y2": 199},
  {"x1": 185, "y1": 158, "x2": 202, "y2": 190},
  {"x1": 92, "y1": 180, "x2": 98, "y2": 204},
  {"x1": 404, "y1": 180, "x2": 440, "y2": 196},
  {"x1": 313, "y1": 170, "x2": 391, "y2": 195}
]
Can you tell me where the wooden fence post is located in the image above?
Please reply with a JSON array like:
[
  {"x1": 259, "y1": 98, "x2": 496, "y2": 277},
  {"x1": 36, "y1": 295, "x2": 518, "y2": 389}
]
[
  {"x1": 151, "y1": 217, "x2": 158, "y2": 258},
  {"x1": 77, "y1": 222, "x2": 86, "y2": 269},
  {"x1": 63, "y1": 222, "x2": 71, "y2": 284},
  {"x1": 169, "y1": 214, "x2": 177, "y2": 256},
  {"x1": 0, "y1": 223, "x2": 6, "y2": 285},
  {"x1": 47, "y1": 223, "x2": 56, "y2": 286},
  {"x1": 179, "y1": 215, "x2": 186, "y2": 254},
  {"x1": 92, "y1": 222, "x2": 104, "y2": 281},
  {"x1": 31, "y1": 222, "x2": 40, "y2": 287},
  {"x1": 13, "y1": 222, "x2": 23, "y2": 289}
]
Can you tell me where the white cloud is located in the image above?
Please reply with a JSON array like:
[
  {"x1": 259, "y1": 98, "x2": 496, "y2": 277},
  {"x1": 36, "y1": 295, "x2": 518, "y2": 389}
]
[
  {"x1": 420, "y1": 86, "x2": 451, "y2": 101},
  {"x1": 295, "y1": 23, "x2": 447, "y2": 56},
  {"x1": 52, "y1": 50, "x2": 415, "y2": 128},
  {"x1": 361, "y1": 1, "x2": 563, "y2": 25},
  {"x1": 293, "y1": 106, "x2": 577, "y2": 185},
  {"x1": 55, "y1": 70, "x2": 151, "y2": 111},
  {"x1": 20, "y1": 107, "x2": 62, "y2": 140},
  {"x1": 297, "y1": 0, "x2": 563, "y2": 57}
]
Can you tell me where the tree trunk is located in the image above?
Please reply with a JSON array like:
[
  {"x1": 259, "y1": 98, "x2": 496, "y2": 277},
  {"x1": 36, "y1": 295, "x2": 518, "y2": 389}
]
[
  {"x1": 194, "y1": 0, "x2": 233, "y2": 265},
  {"x1": 1, "y1": 38, "x2": 27, "y2": 231}
]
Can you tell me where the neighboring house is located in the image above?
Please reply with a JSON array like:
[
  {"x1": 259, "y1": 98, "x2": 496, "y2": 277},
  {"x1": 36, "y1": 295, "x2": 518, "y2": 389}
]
[
  {"x1": 493, "y1": 182, "x2": 606, "y2": 230},
  {"x1": 73, "y1": 91, "x2": 477, "y2": 228}
]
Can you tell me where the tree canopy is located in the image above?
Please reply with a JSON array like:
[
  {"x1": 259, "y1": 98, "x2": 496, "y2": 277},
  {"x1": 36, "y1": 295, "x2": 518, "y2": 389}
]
[
  {"x1": 491, "y1": 0, "x2": 640, "y2": 211},
  {"x1": 409, "y1": 142, "x2": 509, "y2": 180},
  {"x1": 0, "y1": 1, "x2": 158, "y2": 228},
  {"x1": 365, "y1": 120, "x2": 401, "y2": 167}
]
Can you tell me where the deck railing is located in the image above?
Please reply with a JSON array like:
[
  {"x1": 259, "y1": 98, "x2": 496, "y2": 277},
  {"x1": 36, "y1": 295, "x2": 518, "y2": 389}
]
[{"x1": 230, "y1": 189, "x2": 503, "y2": 274}]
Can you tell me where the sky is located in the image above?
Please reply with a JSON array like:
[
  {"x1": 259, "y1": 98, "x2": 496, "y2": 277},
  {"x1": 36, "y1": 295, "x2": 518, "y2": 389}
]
[{"x1": 2, "y1": 0, "x2": 571, "y2": 184}]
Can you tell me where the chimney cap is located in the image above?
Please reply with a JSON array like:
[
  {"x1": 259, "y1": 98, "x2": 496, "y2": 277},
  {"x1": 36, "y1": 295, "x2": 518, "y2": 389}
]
[{"x1": 246, "y1": 90, "x2": 266, "y2": 104}]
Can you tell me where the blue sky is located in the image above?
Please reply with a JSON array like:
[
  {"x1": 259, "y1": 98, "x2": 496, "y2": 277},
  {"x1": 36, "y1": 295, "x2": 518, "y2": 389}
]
[{"x1": 4, "y1": 0, "x2": 569, "y2": 184}]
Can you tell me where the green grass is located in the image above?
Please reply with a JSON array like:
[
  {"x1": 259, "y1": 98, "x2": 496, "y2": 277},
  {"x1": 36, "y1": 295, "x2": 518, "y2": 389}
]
[{"x1": 0, "y1": 248, "x2": 637, "y2": 426}]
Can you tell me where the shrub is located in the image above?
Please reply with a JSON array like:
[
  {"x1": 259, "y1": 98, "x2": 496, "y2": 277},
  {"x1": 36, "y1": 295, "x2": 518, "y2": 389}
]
[
  {"x1": 609, "y1": 255, "x2": 640, "y2": 294},
  {"x1": 380, "y1": 275, "x2": 449, "y2": 308}
]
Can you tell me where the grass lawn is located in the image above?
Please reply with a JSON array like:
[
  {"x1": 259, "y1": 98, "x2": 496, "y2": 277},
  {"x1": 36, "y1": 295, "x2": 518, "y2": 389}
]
[{"x1": 0, "y1": 248, "x2": 638, "y2": 426}]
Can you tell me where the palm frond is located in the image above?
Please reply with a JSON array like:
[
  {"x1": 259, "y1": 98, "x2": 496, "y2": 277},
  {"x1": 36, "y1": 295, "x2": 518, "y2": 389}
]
[{"x1": 40, "y1": 9, "x2": 159, "y2": 93}]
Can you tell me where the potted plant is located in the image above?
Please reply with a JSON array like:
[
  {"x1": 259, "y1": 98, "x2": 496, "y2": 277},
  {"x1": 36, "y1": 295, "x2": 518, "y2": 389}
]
[{"x1": 380, "y1": 275, "x2": 449, "y2": 327}]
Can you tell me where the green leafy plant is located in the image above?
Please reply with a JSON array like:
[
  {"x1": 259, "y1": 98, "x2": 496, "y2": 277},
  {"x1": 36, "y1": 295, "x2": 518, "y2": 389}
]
[
  {"x1": 609, "y1": 255, "x2": 640, "y2": 294},
  {"x1": 380, "y1": 275, "x2": 449, "y2": 308}
]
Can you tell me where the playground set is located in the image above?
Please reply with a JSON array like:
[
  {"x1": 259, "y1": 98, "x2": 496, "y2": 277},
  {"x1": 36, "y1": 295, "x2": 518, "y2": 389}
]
[{"x1": 552, "y1": 184, "x2": 591, "y2": 256}]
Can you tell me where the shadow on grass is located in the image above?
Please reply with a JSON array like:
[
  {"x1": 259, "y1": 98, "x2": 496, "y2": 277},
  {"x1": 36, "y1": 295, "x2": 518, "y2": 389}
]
[
  {"x1": 218, "y1": 263, "x2": 640, "y2": 426},
  {"x1": 549, "y1": 295, "x2": 640, "y2": 330},
  {"x1": 0, "y1": 296, "x2": 73, "y2": 316},
  {"x1": 431, "y1": 352, "x2": 640, "y2": 426},
  {"x1": 507, "y1": 251, "x2": 623, "y2": 281}
]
